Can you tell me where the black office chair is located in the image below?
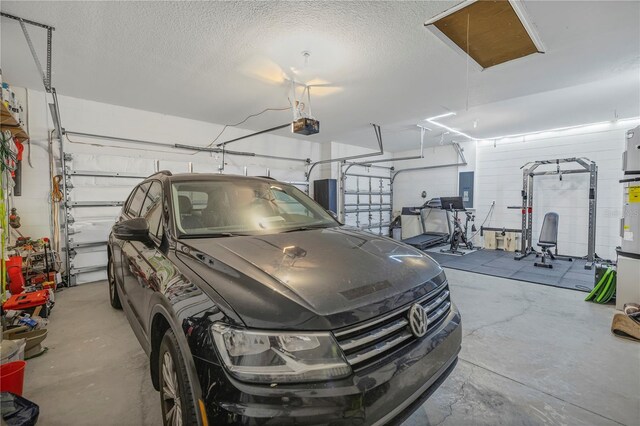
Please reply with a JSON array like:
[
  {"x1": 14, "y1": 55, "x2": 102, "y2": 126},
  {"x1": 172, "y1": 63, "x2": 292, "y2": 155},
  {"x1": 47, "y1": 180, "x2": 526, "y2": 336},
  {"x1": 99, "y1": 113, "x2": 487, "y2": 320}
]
[{"x1": 535, "y1": 212, "x2": 559, "y2": 269}]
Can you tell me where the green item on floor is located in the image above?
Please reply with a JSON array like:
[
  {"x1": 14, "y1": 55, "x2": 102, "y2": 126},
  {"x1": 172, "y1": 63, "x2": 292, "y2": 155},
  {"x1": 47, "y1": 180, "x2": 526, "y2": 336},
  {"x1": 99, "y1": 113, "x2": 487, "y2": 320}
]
[{"x1": 585, "y1": 267, "x2": 616, "y2": 304}]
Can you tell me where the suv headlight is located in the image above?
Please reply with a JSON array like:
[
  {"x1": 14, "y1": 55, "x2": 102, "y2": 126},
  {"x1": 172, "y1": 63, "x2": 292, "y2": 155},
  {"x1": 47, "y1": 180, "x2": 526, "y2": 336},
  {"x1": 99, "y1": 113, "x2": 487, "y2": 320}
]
[{"x1": 211, "y1": 323, "x2": 352, "y2": 384}]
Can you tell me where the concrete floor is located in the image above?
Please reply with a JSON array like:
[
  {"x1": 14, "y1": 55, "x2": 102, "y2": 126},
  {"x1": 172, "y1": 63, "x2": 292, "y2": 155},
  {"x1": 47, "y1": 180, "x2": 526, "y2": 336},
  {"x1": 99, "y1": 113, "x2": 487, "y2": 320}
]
[{"x1": 22, "y1": 269, "x2": 638, "y2": 426}]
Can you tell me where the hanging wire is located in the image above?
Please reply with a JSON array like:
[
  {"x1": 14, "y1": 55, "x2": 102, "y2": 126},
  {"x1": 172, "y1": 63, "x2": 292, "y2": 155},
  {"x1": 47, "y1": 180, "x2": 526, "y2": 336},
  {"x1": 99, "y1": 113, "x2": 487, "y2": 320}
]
[
  {"x1": 0, "y1": 131, "x2": 18, "y2": 173},
  {"x1": 51, "y1": 175, "x2": 63, "y2": 203},
  {"x1": 48, "y1": 129, "x2": 61, "y2": 253},
  {"x1": 199, "y1": 106, "x2": 292, "y2": 152}
]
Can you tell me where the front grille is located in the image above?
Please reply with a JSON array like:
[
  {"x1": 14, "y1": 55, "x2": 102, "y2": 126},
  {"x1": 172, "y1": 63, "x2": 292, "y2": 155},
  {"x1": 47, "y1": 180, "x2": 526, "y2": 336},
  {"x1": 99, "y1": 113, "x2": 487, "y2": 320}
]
[{"x1": 334, "y1": 281, "x2": 451, "y2": 370}]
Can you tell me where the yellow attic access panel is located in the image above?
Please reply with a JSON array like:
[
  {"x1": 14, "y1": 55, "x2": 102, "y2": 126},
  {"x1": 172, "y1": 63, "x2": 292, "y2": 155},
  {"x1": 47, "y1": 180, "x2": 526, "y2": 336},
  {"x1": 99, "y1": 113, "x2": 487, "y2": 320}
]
[{"x1": 425, "y1": 0, "x2": 545, "y2": 69}]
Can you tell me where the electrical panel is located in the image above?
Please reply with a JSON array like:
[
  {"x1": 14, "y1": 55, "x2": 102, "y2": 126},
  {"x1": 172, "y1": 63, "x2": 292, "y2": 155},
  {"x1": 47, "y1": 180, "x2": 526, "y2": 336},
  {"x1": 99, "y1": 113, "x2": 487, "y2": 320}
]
[
  {"x1": 621, "y1": 126, "x2": 640, "y2": 255},
  {"x1": 624, "y1": 126, "x2": 640, "y2": 174}
]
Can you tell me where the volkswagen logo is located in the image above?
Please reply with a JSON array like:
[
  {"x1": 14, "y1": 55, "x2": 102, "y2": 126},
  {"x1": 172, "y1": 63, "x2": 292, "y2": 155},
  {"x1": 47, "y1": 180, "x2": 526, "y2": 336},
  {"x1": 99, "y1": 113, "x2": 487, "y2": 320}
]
[{"x1": 408, "y1": 303, "x2": 428, "y2": 338}]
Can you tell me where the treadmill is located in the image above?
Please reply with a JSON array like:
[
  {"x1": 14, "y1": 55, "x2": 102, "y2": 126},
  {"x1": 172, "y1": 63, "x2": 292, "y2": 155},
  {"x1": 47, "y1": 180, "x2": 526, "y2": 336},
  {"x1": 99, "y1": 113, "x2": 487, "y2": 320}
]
[{"x1": 401, "y1": 200, "x2": 452, "y2": 250}]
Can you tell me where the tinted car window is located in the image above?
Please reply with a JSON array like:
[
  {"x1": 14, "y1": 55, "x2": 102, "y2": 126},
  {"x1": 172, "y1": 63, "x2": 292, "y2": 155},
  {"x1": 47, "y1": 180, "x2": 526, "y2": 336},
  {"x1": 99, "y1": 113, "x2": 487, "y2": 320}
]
[
  {"x1": 141, "y1": 181, "x2": 162, "y2": 217},
  {"x1": 143, "y1": 182, "x2": 164, "y2": 240},
  {"x1": 172, "y1": 179, "x2": 337, "y2": 236},
  {"x1": 272, "y1": 190, "x2": 312, "y2": 216},
  {"x1": 126, "y1": 183, "x2": 150, "y2": 217}
]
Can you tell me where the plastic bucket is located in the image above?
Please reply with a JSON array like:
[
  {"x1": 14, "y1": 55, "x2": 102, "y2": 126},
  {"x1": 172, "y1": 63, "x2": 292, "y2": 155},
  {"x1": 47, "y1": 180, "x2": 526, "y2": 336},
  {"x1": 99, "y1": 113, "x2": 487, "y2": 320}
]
[
  {"x1": 0, "y1": 339, "x2": 26, "y2": 363},
  {"x1": 0, "y1": 360, "x2": 27, "y2": 396}
]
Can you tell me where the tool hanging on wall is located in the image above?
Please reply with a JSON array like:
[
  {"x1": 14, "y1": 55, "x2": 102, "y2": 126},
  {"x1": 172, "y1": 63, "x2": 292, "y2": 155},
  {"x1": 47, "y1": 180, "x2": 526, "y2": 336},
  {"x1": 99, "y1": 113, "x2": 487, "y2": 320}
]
[
  {"x1": 9, "y1": 207, "x2": 21, "y2": 228},
  {"x1": 0, "y1": 170, "x2": 9, "y2": 302},
  {"x1": 1, "y1": 130, "x2": 18, "y2": 173},
  {"x1": 49, "y1": 128, "x2": 63, "y2": 253}
]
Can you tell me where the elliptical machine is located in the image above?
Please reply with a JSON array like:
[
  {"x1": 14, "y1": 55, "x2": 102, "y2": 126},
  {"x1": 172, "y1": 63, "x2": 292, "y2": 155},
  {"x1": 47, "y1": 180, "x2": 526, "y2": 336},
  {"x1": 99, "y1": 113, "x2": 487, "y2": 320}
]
[{"x1": 440, "y1": 196, "x2": 476, "y2": 255}]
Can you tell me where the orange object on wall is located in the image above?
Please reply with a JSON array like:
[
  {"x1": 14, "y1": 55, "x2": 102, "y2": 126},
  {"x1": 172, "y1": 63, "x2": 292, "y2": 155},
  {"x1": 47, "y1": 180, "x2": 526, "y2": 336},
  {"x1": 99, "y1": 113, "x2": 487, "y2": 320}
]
[
  {"x1": 9, "y1": 140, "x2": 23, "y2": 178},
  {"x1": 7, "y1": 256, "x2": 25, "y2": 294}
]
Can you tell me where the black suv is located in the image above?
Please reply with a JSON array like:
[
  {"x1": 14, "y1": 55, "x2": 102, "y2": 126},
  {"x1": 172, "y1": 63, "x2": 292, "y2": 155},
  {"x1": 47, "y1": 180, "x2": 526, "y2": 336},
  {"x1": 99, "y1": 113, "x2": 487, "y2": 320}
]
[{"x1": 108, "y1": 172, "x2": 461, "y2": 425}]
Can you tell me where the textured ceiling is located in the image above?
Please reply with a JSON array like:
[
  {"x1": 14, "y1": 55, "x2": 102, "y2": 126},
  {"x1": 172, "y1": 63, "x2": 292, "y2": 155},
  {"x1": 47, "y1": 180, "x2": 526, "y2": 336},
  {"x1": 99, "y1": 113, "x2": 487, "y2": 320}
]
[{"x1": 1, "y1": 1, "x2": 639, "y2": 151}]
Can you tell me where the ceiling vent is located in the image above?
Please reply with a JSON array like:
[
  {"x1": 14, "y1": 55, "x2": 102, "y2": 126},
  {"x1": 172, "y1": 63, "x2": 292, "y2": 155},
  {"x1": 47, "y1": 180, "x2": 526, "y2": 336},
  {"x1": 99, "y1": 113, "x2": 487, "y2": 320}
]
[{"x1": 425, "y1": 0, "x2": 545, "y2": 69}]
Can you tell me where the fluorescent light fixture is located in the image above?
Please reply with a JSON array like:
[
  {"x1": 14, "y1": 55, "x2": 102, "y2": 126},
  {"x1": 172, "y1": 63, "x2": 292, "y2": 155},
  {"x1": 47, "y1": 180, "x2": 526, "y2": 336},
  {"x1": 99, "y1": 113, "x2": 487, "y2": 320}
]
[
  {"x1": 487, "y1": 117, "x2": 640, "y2": 144},
  {"x1": 427, "y1": 120, "x2": 476, "y2": 140},
  {"x1": 425, "y1": 112, "x2": 476, "y2": 140},
  {"x1": 427, "y1": 112, "x2": 456, "y2": 121},
  {"x1": 424, "y1": 112, "x2": 640, "y2": 145}
]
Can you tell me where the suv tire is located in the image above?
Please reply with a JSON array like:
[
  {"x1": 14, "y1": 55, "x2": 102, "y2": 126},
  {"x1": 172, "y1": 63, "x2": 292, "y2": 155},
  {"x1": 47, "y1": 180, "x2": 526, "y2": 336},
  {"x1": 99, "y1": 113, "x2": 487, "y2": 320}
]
[
  {"x1": 159, "y1": 328, "x2": 198, "y2": 426},
  {"x1": 108, "y1": 255, "x2": 122, "y2": 309}
]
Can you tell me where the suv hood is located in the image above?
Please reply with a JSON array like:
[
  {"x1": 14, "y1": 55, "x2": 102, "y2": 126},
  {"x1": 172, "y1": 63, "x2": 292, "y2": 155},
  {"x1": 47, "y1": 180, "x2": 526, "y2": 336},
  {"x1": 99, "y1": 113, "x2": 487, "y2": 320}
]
[{"x1": 179, "y1": 227, "x2": 444, "y2": 330}]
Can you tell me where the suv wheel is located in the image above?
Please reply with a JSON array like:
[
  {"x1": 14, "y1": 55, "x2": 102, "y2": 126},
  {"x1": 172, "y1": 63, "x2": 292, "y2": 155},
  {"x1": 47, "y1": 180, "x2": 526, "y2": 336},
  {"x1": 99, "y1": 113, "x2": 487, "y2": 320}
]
[
  {"x1": 159, "y1": 328, "x2": 198, "y2": 426},
  {"x1": 108, "y1": 255, "x2": 122, "y2": 309}
]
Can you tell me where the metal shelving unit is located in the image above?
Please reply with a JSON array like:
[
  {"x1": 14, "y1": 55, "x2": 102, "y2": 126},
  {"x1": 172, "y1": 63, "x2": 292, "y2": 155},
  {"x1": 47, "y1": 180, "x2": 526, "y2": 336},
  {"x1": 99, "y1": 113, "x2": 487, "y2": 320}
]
[{"x1": 1, "y1": 102, "x2": 29, "y2": 141}]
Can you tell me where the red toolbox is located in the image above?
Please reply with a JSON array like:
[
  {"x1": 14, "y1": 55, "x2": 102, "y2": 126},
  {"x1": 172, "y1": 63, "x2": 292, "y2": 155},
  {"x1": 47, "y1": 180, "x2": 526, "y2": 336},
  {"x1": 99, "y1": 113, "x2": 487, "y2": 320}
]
[
  {"x1": 3, "y1": 290, "x2": 52, "y2": 318},
  {"x1": 30, "y1": 272, "x2": 56, "y2": 285}
]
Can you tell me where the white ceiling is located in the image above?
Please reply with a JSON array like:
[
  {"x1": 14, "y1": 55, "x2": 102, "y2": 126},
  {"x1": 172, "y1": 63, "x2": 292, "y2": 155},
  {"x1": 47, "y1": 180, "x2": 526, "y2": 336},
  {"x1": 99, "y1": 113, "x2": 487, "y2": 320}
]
[{"x1": 1, "y1": 1, "x2": 639, "y2": 151}]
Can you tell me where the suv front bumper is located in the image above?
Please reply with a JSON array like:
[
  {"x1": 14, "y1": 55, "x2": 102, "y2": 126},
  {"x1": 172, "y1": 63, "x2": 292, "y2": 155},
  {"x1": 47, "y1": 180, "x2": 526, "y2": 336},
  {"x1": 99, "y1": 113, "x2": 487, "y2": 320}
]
[{"x1": 200, "y1": 305, "x2": 462, "y2": 425}]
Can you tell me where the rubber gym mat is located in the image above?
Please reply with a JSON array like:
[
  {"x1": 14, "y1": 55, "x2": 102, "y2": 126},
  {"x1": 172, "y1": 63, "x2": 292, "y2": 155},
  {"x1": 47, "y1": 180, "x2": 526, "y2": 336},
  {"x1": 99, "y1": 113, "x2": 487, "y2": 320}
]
[{"x1": 424, "y1": 247, "x2": 595, "y2": 292}]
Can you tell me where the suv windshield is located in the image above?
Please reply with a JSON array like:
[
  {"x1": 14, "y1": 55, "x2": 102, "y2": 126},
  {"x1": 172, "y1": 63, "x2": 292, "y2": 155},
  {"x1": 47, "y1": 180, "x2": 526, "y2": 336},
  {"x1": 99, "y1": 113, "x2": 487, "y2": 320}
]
[{"x1": 172, "y1": 179, "x2": 338, "y2": 237}]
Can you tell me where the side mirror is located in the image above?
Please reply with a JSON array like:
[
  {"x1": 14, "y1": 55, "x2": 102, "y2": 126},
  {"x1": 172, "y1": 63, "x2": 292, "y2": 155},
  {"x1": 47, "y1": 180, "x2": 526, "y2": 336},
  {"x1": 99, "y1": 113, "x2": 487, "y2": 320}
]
[{"x1": 113, "y1": 218, "x2": 150, "y2": 242}]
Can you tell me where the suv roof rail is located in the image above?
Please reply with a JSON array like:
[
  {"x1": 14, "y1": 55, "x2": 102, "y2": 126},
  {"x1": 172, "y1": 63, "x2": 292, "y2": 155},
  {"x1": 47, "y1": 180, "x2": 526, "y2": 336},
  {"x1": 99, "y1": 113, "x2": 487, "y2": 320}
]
[
  {"x1": 149, "y1": 170, "x2": 173, "y2": 178},
  {"x1": 255, "y1": 176, "x2": 276, "y2": 180}
]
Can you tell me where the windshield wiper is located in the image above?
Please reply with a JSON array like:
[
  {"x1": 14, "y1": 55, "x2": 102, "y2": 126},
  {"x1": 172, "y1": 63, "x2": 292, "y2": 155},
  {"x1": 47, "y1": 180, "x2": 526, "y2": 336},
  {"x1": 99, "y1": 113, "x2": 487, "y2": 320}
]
[
  {"x1": 180, "y1": 232, "x2": 250, "y2": 239},
  {"x1": 281, "y1": 224, "x2": 332, "y2": 233}
]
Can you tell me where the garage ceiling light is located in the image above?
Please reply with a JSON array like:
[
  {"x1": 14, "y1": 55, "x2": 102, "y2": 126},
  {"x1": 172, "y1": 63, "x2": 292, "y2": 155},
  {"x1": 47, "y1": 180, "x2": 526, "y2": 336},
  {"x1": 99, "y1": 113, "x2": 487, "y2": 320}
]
[
  {"x1": 425, "y1": 0, "x2": 545, "y2": 69},
  {"x1": 424, "y1": 113, "x2": 640, "y2": 145}
]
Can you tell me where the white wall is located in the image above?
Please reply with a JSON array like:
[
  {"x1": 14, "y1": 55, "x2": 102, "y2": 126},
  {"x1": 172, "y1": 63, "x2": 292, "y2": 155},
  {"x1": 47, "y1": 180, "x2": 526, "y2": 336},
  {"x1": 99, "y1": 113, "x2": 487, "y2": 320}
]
[
  {"x1": 16, "y1": 88, "x2": 322, "y2": 283},
  {"x1": 475, "y1": 119, "x2": 639, "y2": 260},
  {"x1": 392, "y1": 141, "x2": 475, "y2": 215}
]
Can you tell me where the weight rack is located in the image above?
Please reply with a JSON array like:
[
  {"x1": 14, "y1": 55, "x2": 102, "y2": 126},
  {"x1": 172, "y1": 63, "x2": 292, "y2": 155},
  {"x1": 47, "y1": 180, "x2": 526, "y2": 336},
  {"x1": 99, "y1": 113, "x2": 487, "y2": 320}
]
[{"x1": 515, "y1": 157, "x2": 598, "y2": 269}]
